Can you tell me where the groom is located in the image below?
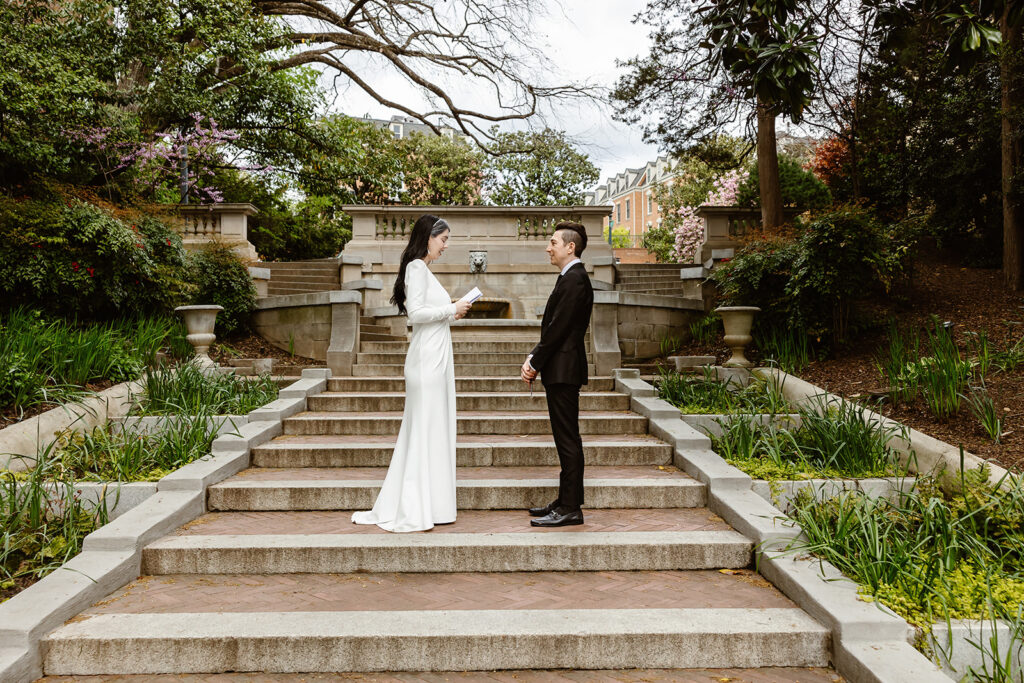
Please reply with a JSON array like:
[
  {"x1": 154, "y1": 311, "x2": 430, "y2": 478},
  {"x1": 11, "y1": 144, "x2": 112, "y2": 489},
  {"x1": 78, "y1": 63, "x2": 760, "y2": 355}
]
[{"x1": 520, "y1": 221, "x2": 594, "y2": 527}]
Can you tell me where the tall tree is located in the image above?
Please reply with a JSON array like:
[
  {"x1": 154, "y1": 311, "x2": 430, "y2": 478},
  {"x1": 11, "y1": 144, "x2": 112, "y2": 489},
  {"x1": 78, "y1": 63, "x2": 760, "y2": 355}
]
[
  {"x1": 872, "y1": 0, "x2": 1024, "y2": 288},
  {"x1": 612, "y1": 0, "x2": 819, "y2": 228},
  {"x1": 483, "y1": 128, "x2": 599, "y2": 206},
  {"x1": 398, "y1": 133, "x2": 485, "y2": 205}
]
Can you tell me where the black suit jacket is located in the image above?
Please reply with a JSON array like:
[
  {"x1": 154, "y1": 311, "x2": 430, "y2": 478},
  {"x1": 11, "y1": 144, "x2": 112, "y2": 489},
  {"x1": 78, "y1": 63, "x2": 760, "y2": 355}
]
[{"x1": 530, "y1": 262, "x2": 594, "y2": 386}]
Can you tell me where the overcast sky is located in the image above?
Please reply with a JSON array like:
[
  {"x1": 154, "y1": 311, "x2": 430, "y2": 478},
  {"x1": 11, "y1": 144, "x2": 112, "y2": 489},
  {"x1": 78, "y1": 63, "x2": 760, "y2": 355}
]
[{"x1": 321, "y1": 0, "x2": 662, "y2": 189}]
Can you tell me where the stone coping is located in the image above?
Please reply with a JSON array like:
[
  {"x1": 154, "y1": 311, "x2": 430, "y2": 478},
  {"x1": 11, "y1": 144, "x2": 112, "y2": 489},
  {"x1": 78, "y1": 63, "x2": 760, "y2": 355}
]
[
  {"x1": 254, "y1": 290, "x2": 362, "y2": 309},
  {"x1": 594, "y1": 290, "x2": 704, "y2": 310},
  {"x1": 754, "y1": 367, "x2": 1017, "y2": 492},
  {"x1": 929, "y1": 619, "x2": 1023, "y2": 679},
  {"x1": 342, "y1": 204, "x2": 612, "y2": 215}
]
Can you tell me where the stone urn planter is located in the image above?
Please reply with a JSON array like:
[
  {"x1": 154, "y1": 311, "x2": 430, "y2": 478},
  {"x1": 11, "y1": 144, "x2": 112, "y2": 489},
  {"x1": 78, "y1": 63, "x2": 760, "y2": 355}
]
[
  {"x1": 175, "y1": 305, "x2": 224, "y2": 368},
  {"x1": 715, "y1": 306, "x2": 760, "y2": 368}
]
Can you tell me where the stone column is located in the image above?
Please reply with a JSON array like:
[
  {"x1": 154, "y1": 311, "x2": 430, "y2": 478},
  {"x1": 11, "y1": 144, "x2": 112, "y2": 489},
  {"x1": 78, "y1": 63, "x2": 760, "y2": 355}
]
[
  {"x1": 327, "y1": 290, "x2": 362, "y2": 376},
  {"x1": 591, "y1": 291, "x2": 622, "y2": 376}
]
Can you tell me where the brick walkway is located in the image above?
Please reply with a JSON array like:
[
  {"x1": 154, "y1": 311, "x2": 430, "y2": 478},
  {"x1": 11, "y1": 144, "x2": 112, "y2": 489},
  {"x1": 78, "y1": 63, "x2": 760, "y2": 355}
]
[
  {"x1": 85, "y1": 570, "x2": 791, "y2": 615},
  {"x1": 229, "y1": 465, "x2": 688, "y2": 481},
  {"x1": 175, "y1": 508, "x2": 731, "y2": 536},
  {"x1": 39, "y1": 668, "x2": 843, "y2": 682}
]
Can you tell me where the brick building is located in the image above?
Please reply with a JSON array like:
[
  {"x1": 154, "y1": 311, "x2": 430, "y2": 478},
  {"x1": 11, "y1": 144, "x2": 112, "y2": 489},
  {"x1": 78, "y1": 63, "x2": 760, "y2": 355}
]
[{"x1": 585, "y1": 156, "x2": 677, "y2": 246}]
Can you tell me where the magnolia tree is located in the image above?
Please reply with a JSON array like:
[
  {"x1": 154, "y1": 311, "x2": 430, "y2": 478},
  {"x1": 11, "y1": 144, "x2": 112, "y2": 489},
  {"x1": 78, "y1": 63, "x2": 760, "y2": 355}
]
[{"x1": 668, "y1": 169, "x2": 749, "y2": 263}]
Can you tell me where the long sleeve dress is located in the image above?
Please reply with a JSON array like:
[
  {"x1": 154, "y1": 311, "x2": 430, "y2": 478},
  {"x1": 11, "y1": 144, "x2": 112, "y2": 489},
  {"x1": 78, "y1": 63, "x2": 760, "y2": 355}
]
[{"x1": 351, "y1": 258, "x2": 458, "y2": 532}]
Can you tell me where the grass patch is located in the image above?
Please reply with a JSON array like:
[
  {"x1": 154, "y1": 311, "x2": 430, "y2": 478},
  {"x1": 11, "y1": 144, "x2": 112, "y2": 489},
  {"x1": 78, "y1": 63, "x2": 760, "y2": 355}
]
[
  {"x1": 0, "y1": 307, "x2": 191, "y2": 418},
  {"x1": 1, "y1": 456, "x2": 108, "y2": 601},
  {"x1": 711, "y1": 397, "x2": 904, "y2": 480},
  {"x1": 133, "y1": 363, "x2": 278, "y2": 416},
  {"x1": 655, "y1": 369, "x2": 789, "y2": 415}
]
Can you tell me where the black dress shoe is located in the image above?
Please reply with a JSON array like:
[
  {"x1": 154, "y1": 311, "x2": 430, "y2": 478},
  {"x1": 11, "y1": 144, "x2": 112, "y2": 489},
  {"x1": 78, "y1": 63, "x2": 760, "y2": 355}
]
[
  {"x1": 530, "y1": 508, "x2": 584, "y2": 527},
  {"x1": 528, "y1": 499, "x2": 560, "y2": 517}
]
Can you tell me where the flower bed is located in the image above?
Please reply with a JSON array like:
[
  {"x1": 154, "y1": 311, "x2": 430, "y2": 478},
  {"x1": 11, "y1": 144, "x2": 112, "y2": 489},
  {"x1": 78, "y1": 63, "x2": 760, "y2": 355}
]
[
  {"x1": 710, "y1": 397, "x2": 905, "y2": 481},
  {"x1": 786, "y1": 471, "x2": 1024, "y2": 681}
]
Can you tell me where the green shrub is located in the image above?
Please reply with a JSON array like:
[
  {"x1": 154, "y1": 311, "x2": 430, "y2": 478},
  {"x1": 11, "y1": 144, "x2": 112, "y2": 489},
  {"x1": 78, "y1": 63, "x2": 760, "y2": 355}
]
[
  {"x1": 602, "y1": 225, "x2": 632, "y2": 248},
  {"x1": 0, "y1": 193, "x2": 195, "y2": 319},
  {"x1": 641, "y1": 224, "x2": 675, "y2": 262},
  {"x1": 248, "y1": 196, "x2": 352, "y2": 262},
  {"x1": 189, "y1": 243, "x2": 257, "y2": 335},
  {"x1": 736, "y1": 156, "x2": 832, "y2": 211},
  {"x1": 656, "y1": 369, "x2": 789, "y2": 415},
  {"x1": 712, "y1": 205, "x2": 916, "y2": 344}
]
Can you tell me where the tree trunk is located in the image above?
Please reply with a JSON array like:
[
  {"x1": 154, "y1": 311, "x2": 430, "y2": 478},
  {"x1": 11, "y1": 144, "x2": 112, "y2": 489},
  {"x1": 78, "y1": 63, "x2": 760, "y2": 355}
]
[
  {"x1": 1002, "y1": 5, "x2": 1024, "y2": 290},
  {"x1": 756, "y1": 98, "x2": 784, "y2": 229}
]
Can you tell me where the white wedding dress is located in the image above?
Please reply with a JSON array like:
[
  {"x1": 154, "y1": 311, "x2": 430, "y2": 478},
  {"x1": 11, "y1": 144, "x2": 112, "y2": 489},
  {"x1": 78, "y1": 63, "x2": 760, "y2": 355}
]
[{"x1": 351, "y1": 258, "x2": 458, "y2": 532}]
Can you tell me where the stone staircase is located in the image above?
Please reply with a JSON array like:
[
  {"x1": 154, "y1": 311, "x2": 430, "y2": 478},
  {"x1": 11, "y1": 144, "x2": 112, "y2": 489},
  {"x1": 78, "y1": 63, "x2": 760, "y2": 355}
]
[
  {"x1": 614, "y1": 263, "x2": 687, "y2": 296},
  {"x1": 264, "y1": 258, "x2": 341, "y2": 296},
  {"x1": 39, "y1": 339, "x2": 832, "y2": 677}
]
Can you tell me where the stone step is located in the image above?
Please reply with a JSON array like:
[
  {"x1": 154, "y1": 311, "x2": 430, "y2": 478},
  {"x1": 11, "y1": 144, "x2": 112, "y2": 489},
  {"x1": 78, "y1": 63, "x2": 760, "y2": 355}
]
[
  {"x1": 207, "y1": 465, "x2": 704, "y2": 511},
  {"x1": 356, "y1": 352, "x2": 548, "y2": 365},
  {"x1": 252, "y1": 434, "x2": 673, "y2": 468},
  {"x1": 359, "y1": 324, "x2": 392, "y2": 335},
  {"x1": 360, "y1": 340, "x2": 536, "y2": 353},
  {"x1": 306, "y1": 391, "x2": 630, "y2": 412},
  {"x1": 142, "y1": 508, "x2": 750, "y2": 573},
  {"x1": 360, "y1": 332, "x2": 408, "y2": 342},
  {"x1": 352, "y1": 364, "x2": 597, "y2": 377},
  {"x1": 34, "y1": 667, "x2": 846, "y2": 682},
  {"x1": 266, "y1": 284, "x2": 337, "y2": 295},
  {"x1": 282, "y1": 410, "x2": 647, "y2": 436},
  {"x1": 615, "y1": 275, "x2": 684, "y2": 284},
  {"x1": 43, "y1": 568, "x2": 828, "y2": 674},
  {"x1": 327, "y1": 376, "x2": 616, "y2": 392},
  {"x1": 269, "y1": 274, "x2": 340, "y2": 285}
]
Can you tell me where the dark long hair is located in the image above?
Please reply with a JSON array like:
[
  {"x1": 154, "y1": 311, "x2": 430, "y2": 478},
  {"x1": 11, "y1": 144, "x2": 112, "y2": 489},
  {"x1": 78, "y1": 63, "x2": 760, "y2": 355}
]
[{"x1": 391, "y1": 214, "x2": 450, "y2": 314}]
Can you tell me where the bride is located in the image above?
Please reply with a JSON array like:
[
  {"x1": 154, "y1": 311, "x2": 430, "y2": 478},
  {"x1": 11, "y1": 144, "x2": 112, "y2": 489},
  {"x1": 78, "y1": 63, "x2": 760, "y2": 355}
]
[{"x1": 351, "y1": 215, "x2": 472, "y2": 532}]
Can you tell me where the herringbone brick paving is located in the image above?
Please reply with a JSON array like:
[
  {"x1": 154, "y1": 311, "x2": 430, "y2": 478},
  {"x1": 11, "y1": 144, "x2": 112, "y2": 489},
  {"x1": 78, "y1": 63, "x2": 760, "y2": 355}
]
[
  {"x1": 174, "y1": 508, "x2": 731, "y2": 536},
  {"x1": 84, "y1": 570, "x2": 792, "y2": 614},
  {"x1": 228, "y1": 465, "x2": 687, "y2": 481},
  {"x1": 38, "y1": 668, "x2": 843, "y2": 682}
]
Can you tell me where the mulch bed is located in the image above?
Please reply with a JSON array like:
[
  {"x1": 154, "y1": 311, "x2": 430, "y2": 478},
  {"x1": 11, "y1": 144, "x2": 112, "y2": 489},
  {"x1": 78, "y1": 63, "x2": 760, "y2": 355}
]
[
  {"x1": 675, "y1": 247, "x2": 1024, "y2": 473},
  {"x1": 0, "y1": 576, "x2": 35, "y2": 604},
  {"x1": 211, "y1": 330, "x2": 325, "y2": 367}
]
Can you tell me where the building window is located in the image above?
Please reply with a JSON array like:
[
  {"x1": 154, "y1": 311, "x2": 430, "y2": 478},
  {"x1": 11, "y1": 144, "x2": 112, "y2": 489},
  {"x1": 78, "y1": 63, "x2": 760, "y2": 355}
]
[
  {"x1": 390, "y1": 124, "x2": 402, "y2": 138},
  {"x1": 647, "y1": 194, "x2": 653, "y2": 213},
  {"x1": 616, "y1": 203, "x2": 621, "y2": 222},
  {"x1": 625, "y1": 199, "x2": 630, "y2": 220}
]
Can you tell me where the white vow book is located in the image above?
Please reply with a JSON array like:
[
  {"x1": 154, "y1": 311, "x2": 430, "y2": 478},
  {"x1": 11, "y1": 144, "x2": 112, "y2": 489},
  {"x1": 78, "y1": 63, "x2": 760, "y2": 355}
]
[{"x1": 459, "y1": 286, "x2": 483, "y2": 304}]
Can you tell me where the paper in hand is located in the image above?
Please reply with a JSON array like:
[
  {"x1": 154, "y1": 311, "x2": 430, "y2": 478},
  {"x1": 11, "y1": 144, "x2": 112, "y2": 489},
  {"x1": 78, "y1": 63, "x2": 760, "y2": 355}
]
[{"x1": 459, "y1": 286, "x2": 483, "y2": 304}]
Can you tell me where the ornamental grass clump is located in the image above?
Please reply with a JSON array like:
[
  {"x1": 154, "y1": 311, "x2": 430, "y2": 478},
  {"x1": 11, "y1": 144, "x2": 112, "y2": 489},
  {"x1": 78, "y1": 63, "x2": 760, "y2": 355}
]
[
  {"x1": 0, "y1": 308, "x2": 190, "y2": 417},
  {"x1": 787, "y1": 466, "x2": 1024, "y2": 635},
  {"x1": 134, "y1": 363, "x2": 278, "y2": 416},
  {"x1": 656, "y1": 368, "x2": 788, "y2": 415},
  {"x1": 54, "y1": 416, "x2": 220, "y2": 482},
  {"x1": 711, "y1": 396, "x2": 903, "y2": 480},
  {"x1": 0, "y1": 454, "x2": 108, "y2": 600}
]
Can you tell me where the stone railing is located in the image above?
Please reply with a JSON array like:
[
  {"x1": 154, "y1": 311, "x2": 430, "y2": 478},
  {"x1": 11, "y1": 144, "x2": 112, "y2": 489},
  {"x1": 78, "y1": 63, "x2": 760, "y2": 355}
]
[
  {"x1": 343, "y1": 205, "x2": 613, "y2": 267},
  {"x1": 172, "y1": 203, "x2": 258, "y2": 261},
  {"x1": 695, "y1": 206, "x2": 801, "y2": 263}
]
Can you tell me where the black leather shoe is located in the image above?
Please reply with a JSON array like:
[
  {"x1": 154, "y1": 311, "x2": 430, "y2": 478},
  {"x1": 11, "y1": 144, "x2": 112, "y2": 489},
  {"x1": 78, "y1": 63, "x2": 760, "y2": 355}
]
[
  {"x1": 528, "y1": 499, "x2": 560, "y2": 517},
  {"x1": 530, "y1": 508, "x2": 584, "y2": 527}
]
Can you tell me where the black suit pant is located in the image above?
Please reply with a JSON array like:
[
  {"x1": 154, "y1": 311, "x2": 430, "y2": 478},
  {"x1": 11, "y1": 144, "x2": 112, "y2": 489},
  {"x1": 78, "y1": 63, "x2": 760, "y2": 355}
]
[{"x1": 544, "y1": 382, "x2": 584, "y2": 509}]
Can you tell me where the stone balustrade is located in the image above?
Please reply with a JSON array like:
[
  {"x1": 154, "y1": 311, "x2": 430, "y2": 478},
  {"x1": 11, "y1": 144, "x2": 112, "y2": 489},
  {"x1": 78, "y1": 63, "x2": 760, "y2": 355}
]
[
  {"x1": 695, "y1": 206, "x2": 801, "y2": 264},
  {"x1": 172, "y1": 203, "x2": 259, "y2": 261},
  {"x1": 343, "y1": 204, "x2": 613, "y2": 267}
]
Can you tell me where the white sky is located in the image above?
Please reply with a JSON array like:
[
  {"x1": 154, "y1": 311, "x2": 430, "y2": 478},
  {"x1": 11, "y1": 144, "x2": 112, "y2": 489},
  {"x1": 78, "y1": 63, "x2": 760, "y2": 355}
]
[{"x1": 319, "y1": 0, "x2": 662, "y2": 189}]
